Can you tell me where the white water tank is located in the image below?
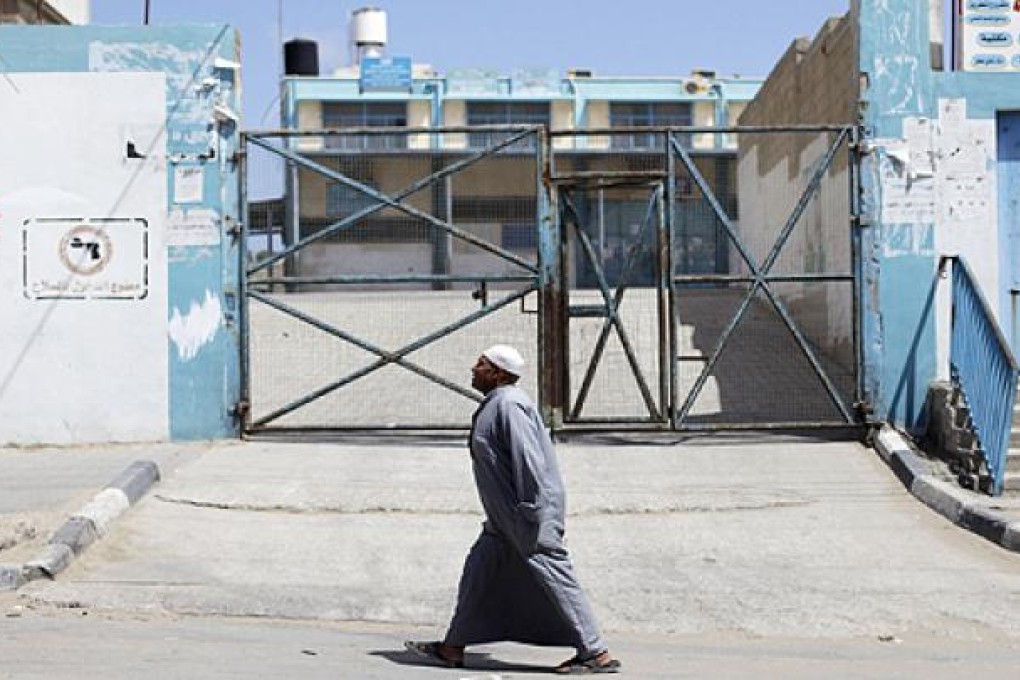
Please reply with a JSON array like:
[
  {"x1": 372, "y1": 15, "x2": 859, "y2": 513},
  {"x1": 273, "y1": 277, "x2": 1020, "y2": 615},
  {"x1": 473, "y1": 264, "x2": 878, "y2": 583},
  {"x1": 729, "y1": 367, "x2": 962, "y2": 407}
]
[{"x1": 349, "y1": 7, "x2": 387, "y2": 64}]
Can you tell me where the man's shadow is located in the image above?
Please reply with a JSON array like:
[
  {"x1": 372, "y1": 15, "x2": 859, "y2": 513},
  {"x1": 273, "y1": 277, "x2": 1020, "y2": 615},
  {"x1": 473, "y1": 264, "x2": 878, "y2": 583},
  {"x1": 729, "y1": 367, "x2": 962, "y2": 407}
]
[{"x1": 371, "y1": 648, "x2": 555, "y2": 674}]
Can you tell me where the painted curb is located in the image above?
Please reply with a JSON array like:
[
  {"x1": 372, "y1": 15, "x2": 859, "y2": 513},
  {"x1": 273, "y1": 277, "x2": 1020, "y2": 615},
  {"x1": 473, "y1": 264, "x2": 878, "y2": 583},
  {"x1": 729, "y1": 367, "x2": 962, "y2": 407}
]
[
  {"x1": 14, "y1": 459, "x2": 162, "y2": 585},
  {"x1": 874, "y1": 425, "x2": 1020, "y2": 553}
]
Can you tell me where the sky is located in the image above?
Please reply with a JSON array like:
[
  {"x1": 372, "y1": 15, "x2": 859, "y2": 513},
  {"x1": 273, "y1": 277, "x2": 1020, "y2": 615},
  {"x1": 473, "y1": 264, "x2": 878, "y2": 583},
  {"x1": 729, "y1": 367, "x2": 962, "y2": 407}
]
[{"x1": 90, "y1": 0, "x2": 851, "y2": 129}]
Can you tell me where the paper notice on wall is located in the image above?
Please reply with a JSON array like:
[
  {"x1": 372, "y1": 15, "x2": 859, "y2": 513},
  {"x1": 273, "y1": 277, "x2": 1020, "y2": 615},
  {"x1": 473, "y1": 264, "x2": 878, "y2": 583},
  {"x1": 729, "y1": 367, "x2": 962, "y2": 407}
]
[
  {"x1": 938, "y1": 98, "x2": 967, "y2": 129},
  {"x1": 939, "y1": 129, "x2": 989, "y2": 175},
  {"x1": 881, "y1": 176, "x2": 936, "y2": 225},
  {"x1": 940, "y1": 174, "x2": 992, "y2": 226},
  {"x1": 166, "y1": 208, "x2": 220, "y2": 247},
  {"x1": 903, "y1": 118, "x2": 935, "y2": 178},
  {"x1": 173, "y1": 165, "x2": 204, "y2": 204}
]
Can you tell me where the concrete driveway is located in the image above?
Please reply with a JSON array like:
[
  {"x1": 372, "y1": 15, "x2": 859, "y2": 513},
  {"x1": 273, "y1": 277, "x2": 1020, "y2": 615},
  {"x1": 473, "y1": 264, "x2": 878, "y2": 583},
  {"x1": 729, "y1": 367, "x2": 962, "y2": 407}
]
[{"x1": 10, "y1": 434, "x2": 1020, "y2": 644}]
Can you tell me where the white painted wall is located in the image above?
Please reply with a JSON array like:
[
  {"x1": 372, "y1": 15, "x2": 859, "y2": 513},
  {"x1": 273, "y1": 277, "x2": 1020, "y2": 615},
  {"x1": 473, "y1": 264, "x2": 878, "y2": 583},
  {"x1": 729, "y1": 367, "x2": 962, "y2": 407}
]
[
  {"x1": 296, "y1": 101, "x2": 322, "y2": 151},
  {"x1": 692, "y1": 101, "x2": 715, "y2": 150},
  {"x1": 0, "y1": 72, "x2": 168, "y2": 443},
  {"x1": 551, "y1": 100, "x2": 574, "y2": 150},
  {"x1": 407, "y1": 100, "x2": 431, "y2": 149},
  {"x1": 586, "y1": 101, "x2": 610, "y2": 150},
  {"x1": 443, "y1": 100, "x2": 467, "y2": 149}
]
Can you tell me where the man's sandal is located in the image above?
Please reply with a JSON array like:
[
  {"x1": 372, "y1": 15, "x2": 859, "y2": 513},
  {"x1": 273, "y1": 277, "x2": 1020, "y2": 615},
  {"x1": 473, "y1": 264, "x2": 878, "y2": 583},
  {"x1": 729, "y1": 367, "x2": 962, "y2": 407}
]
[
  {"x1": 555, "y1": 652, "x2": 622, "y2": 674},
  {"x1": 403, "y1": 640, "x2": 464, "y2": 668}
]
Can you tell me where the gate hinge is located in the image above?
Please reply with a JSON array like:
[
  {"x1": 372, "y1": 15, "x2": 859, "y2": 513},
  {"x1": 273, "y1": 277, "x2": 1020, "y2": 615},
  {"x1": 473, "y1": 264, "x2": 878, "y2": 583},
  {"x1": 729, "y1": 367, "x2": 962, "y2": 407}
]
[
  {"x1": 225, "y1": 216, "x2": 243, "y2": 239},
  {"x1": 854, "y1": 400, "x2": 874, "y2": 421},
  {"x1": 852, "y1": 215, "x2": 872, "y2": 229},
  {"x1": 231, "y1": 400, "x2": 250, "y2": 420},
  {"x1": 850, "y1": 136, "x2": 876, "y2": 156}
]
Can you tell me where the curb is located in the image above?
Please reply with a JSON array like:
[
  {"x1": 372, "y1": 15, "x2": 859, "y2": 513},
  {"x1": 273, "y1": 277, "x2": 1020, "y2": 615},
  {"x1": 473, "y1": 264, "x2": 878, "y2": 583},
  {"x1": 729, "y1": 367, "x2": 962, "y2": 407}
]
[
  {"x1": 1, "y1": 460, "x2": 160, "y2": 590},
  {"x1": 874, "y1": 425, "x2": 1020, "y2": 553}
]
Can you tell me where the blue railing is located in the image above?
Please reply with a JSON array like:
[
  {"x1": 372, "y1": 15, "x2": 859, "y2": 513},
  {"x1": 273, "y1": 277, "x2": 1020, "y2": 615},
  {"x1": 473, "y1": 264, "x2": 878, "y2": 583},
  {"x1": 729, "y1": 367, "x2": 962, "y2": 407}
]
[{"x1": 943, "y1": 256, "x2": 1019, "y2": 495}]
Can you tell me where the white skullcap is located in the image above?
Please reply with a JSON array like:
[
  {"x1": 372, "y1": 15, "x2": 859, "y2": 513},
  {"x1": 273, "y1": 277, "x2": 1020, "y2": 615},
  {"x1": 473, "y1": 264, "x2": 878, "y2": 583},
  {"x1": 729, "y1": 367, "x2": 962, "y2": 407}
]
[{"x1": 482, "y1": 344, "x2": 525, "y2": 377}]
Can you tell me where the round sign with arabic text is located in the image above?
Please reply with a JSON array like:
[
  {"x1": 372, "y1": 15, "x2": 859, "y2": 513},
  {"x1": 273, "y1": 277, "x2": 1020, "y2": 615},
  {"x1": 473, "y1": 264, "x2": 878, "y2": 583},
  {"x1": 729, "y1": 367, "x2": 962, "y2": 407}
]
[{"x1": 58, "y1": 225, "x2": 113, "y2": 277}]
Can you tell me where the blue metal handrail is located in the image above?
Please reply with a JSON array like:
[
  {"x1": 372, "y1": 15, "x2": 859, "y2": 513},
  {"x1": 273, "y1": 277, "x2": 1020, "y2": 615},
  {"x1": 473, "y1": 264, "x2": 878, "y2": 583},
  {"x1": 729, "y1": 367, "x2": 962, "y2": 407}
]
[{"x1": 942, "y1": 256, "x2": 1019, "y2": 495}]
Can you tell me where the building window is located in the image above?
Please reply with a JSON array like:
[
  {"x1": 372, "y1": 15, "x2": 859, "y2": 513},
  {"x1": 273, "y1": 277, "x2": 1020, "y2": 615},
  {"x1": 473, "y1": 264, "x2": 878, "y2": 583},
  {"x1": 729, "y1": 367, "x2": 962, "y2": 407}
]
[
  {"x1": 500, "y1": 223, "x2": 538, "y2": 250},
  {"x1": 609, "y1": 102, "x2": 692, "y2": 150},
  {"x1": 322, "y1": 102, "x2": 407, "y2": 150},
  {"x1": 466, "y1": 102, "x2": 549, "y2": 149},
  {"x1": 326, "y1": 183, "x2": 377, "y2": 219}
]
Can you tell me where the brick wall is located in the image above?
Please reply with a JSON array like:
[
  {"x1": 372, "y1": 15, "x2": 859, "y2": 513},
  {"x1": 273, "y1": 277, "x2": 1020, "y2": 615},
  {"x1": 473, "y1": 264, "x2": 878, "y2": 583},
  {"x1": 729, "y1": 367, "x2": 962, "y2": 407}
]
[{"x1": 738, "y1": 13, "x2": 857, "y2": 180}]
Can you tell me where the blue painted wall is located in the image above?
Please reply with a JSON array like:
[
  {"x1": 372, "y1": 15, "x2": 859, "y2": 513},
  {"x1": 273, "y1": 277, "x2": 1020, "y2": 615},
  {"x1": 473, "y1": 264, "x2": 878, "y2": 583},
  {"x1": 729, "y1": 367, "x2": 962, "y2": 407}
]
[
  {"x1": 999, "y1": 112, "x2": 1020, "y2": 353},
  {"x1": 0, "y1": 25, "x2": 241, "y2": 440},
  {"x1": 858, "y1": 0, "x2": 1020, "y2": 429}
]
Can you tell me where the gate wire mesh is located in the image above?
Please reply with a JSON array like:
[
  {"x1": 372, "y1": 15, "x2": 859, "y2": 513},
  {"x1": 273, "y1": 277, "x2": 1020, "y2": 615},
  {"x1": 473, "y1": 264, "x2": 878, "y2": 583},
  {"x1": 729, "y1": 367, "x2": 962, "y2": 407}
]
[
  {"x1": 243, "y1": 128, "x2": 541, "y2": 430},
  {"x1": 242, "y1": 125, "x2": 859, "y2": 432},
  {"x1": 549, "y1": 126, "x2": 857, "y2": 428},
  {"x1": 671, "y1": 127, "x2": 857, "y2": 427}
]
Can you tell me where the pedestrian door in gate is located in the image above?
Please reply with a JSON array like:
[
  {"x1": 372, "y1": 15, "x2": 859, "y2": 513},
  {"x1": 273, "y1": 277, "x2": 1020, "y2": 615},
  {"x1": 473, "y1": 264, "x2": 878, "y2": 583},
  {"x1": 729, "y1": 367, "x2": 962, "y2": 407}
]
[{"x1": 556, "y1": 179, "x2": 670, "y2": 425}]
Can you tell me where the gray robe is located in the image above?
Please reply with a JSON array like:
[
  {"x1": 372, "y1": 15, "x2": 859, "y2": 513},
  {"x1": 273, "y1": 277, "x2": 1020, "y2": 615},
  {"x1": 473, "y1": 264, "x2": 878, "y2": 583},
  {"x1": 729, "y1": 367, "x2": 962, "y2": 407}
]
[{"x1": 444, "y1": 384, "x2": 606, "y2": 655}]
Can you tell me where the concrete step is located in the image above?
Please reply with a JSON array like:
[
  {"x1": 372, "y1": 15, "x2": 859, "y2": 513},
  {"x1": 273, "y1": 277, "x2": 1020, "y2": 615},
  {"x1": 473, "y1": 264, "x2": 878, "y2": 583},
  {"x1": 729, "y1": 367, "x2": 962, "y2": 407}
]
[
  {"x1": 1003, "y1": 472, "x2": 1020, "y2": 493},
  {"x1": 1008, "y1": 450, "x2": 1020, "y2": 473}
]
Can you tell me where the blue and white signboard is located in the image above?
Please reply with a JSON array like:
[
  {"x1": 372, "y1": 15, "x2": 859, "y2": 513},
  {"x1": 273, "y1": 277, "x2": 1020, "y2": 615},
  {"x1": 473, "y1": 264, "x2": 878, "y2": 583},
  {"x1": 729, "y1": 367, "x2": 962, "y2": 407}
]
[
  {"x1": 360, "y1": 56, "x2": 413, "y2": 92},
  {"x1": 956, "y1": 0, "x2": 1020, "y2": 70}
]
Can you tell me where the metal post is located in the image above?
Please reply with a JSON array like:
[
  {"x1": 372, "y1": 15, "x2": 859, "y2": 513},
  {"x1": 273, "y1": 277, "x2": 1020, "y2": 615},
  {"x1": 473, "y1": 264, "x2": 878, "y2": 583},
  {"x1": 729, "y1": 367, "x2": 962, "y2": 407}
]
[
  {"x1": 655, "y1": 178, "x2": 669, "y2": 423},
  {"x1": 537, "y1": 128, "x2": 565, "y2": 428},
  {"x1": 430, "y1": 155, "x2": 451, "y2": 290},
  {"x1": 283, "y1": 157, "x2": 299, "y2": 288},
  {"x1": 667, "y1": 133, "x2": 679, "y2": 427},
  {"x1": 237, "y1": 134, "x2": 251, "y2": 433},
  {"x1": 850, "y1": 125, "x2": 865, "y2": 411}
]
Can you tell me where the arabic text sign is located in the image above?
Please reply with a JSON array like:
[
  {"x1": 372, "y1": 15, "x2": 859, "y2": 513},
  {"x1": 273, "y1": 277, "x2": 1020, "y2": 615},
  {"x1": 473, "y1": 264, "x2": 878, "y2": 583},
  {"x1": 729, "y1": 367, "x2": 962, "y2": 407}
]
[
  {"x1": 958, "y1": 0, "x2": 1020, "y2": 71},
  {"x1": 23, "y1": 218, "x2": 149, "y2": 300}
]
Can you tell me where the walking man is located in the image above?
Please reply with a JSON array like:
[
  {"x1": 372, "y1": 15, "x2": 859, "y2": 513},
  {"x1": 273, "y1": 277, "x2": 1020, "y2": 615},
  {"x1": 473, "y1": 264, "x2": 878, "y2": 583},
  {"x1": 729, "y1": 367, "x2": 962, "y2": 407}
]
[{"x1": 406, "y1": 345, "x2": 621, "y2": 674}]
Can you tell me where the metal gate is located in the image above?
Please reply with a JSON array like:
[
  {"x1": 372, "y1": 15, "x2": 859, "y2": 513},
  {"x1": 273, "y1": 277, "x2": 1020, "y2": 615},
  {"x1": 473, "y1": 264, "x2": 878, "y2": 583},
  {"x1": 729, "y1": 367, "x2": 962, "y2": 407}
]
[
  {"x1": 544, "y1": 125, "x2": 861, "y2": 430},
  {"x1": 240, "y1": 126, "x2": 547, "y2": 431},
  {"x1": 240, "y1": 124, "x2": 861, "y2": 433}
]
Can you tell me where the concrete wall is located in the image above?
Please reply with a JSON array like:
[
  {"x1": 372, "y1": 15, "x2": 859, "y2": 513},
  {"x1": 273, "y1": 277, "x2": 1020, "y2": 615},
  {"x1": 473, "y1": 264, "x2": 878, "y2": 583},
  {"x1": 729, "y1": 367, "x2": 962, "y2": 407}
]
[
  {"x1": 742, "y1": 0, "x2": 1020, "y2": 430},
  {"x1": 0, "y1": 25, "x2": 241, "y2": 443},
  {"x1": 733, "y1": 12, "x2": 858, "y2": 386}
]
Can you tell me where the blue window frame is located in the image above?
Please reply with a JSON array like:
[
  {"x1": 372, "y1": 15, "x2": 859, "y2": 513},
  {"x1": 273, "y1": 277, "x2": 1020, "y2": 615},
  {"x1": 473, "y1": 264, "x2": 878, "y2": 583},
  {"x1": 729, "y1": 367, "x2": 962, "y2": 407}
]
[
  {"x1": 609, "y1": 102, "x2": 692, "y2": 150},
  {"x1": 322, "y1": 102, "x2": 407, "y2": 150},
  {"x1": 466, "y1": 102, "x2": 549, "y2": 149},
  {"x1": 500, "y1": 222, "x2": 538, "y2": 250}
]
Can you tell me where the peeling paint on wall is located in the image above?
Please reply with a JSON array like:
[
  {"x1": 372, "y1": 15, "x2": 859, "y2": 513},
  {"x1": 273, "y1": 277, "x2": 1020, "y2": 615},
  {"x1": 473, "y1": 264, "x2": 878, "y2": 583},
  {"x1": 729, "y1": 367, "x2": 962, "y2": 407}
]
[
  {"x1": 168, "y1": 290, "x2": 221, "y2": 361},
  {"x1": 87, "y1": 30, "x2": 234, "y2": 161}
]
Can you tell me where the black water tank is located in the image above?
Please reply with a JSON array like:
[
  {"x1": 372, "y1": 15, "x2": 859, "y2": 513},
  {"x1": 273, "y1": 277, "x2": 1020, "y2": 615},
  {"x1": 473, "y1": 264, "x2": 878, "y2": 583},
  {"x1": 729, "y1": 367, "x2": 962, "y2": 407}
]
[{"x1": 284, "y1": 39, "x2": 319, "y2": 76}]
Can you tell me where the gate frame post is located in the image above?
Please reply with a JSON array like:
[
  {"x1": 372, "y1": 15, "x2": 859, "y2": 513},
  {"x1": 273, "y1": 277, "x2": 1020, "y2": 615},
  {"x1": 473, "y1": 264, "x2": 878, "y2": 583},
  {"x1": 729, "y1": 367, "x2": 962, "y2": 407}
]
[
  {"x1": 237, "y1": 133, "x2": 251, "y2": 431},
  {"x1": 537, "y1": 128, "x2": 565, "y2": 429}
]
